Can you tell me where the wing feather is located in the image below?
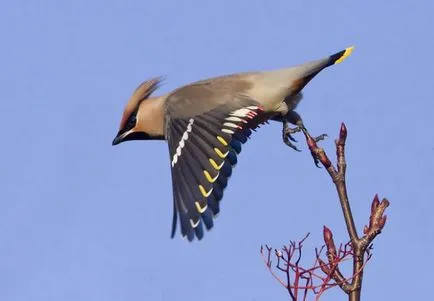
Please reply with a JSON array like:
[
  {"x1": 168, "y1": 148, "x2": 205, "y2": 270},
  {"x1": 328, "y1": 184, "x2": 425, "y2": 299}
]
[{"x1": 165, "y1": 82, "x2": 265, "y2": 241}]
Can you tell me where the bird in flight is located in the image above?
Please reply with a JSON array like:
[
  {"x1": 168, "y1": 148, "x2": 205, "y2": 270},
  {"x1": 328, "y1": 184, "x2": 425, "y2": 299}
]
[{"x1": 112, "y1": 46, "x2": 354, "y2": 241}]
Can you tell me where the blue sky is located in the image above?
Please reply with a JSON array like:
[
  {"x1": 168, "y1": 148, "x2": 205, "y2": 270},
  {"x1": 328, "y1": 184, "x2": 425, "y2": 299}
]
[{"x1": 1, "y1": 0, "x2": 433, "y2": 300}]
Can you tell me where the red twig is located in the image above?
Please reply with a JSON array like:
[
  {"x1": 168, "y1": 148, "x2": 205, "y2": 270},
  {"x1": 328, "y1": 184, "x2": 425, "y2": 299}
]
[
  {"x1": 261, "y1": 123, "x2": 390, "y2": 301},
  {"x1": 304, "y1": 123, "x2": 390, "y2": 301}
]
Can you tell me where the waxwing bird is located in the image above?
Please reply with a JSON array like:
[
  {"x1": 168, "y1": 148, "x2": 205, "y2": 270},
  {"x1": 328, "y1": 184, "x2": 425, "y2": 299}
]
[{"x1": 112, "y1": 46, "x2": 354, "y2": 241}]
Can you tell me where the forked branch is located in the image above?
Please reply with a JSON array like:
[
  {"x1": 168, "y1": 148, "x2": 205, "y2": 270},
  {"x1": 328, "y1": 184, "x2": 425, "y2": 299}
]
[
  {"x1": 303, "y1": 123, "x2": 389, "y2": 301},
  {"x1": 262, "y1": 124, "x2": 390, "y2": 301}
]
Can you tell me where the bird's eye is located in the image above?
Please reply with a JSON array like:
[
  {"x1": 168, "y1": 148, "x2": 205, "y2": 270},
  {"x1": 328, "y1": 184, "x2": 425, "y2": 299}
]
[
  {"x1": 121, "y1": 114, "x2": 137, "y2": 133},
  {"x1": 128, "y1": 115, "x2": 137, "y2": 126}
]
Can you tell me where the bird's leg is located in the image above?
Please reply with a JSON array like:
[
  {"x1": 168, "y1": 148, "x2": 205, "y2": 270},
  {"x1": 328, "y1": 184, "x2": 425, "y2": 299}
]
[
  {"x1": 284, "y1": 111, "x2": 328, "y2": 167},
  {"x1": 286, "y1": 111, "x2": 327, "y2": 142},
  {"x1": 282, "y1": 119, "x2": 301, "y2": 151}
]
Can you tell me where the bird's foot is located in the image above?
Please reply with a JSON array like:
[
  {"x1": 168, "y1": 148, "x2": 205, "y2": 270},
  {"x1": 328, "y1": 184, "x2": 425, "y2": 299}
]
[
  {"x1": 312, "y1": 133, "x2": 328, "y2": 143},
  {"x1": 282, "y1": 123, "x2": 303, "y2": 151},
  {"x1": 300, "y1": 127, "x2": 328, "y2": 167},
  {"x1": 311, "y1": 134, "x2": 328, "y2": 167}
]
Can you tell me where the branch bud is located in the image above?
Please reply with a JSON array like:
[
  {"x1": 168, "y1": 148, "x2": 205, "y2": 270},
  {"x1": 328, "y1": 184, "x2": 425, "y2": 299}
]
[
  {"x1": 339, "y1": 123, "x2": 347, "y2": 142},
  {"x1": 323, "y1": 226, "x2": 337, "y2": 262},
  {"x1": 371, "y1": 194, "x2": 379, "y2": 214}
]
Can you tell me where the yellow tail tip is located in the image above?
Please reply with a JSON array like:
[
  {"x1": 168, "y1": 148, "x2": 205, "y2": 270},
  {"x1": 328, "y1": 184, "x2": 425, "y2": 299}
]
[{"x1": 334, "y1": 46, "x2": 354, "y2": 64}]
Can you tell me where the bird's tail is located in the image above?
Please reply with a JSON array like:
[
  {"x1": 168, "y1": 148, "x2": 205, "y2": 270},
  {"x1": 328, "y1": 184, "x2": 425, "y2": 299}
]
[
  {"x1": 326, "y1": 46, "x2": 354, "y2": 67},
  {"x1": 294, "y1": 46, "x2": 354, "y2": 77},
  {"x1": 281, "y1": 46, "x2": 354, "y2": 95}
]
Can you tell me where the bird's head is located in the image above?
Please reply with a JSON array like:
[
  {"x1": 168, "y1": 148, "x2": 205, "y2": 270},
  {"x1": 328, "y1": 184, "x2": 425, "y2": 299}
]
[{"x1": 112, "y1": 77, "x2": 165, "y2": 145}]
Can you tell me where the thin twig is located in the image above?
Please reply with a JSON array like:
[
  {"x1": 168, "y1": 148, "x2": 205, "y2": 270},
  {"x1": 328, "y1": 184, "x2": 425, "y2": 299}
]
[
  {"x1": 261, "y1": 123, "x2": 389, "y2": 300},
  {"x1": 303, "y1": 123, "x2": 390, "y2": 301}
]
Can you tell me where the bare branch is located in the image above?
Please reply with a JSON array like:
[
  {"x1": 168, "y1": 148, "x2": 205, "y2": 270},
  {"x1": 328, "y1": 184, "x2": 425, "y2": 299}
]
[
  {"x1": 262, "y1": 123, "x2": 390, "y2": 301},
  {"x1": 303, "y1": 123, "x2": 390, "y2": 301},
  {"x1": 261, "y1": 124, "x2": 390, "y2": 300}
]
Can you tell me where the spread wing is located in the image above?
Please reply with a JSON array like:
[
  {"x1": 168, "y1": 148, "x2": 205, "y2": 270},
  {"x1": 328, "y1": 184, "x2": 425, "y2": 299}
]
[{"x1": 164, "y1": 80, "x2": 265, "y2": 241}]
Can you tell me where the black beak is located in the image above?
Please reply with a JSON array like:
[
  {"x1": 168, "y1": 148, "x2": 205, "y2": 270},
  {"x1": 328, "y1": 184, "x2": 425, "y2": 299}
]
[
  {"x1": 112, "y1": 128, "x2": 129, "y2": 145},
  {"x1": 112, "y1": 135, "x2": 123, "y2": 145},
  {"x1": 112, "y1": 131, "x2": 162, "y2": 146}
]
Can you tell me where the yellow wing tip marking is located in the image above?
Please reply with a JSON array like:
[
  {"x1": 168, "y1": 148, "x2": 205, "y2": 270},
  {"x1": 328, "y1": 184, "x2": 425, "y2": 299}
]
[
  {"x1": 203, "y1": 170, "x2": 219, "y2": 183},
  {"x1": 214, "y1": 147, "x2": 229, "y2": 159},
  {"x1": 334, "y1": 46, "x2": 354, "y2": 64},
  {"x1": 209, "y1": 158, "x2": 224, "y2": 170},
  {"x1": 217, "y1": 136, "x2": 228, "y2": 146},
  {"x1": 199, "y1": 185, "x2": 213, "y2": 198},
  {"x1": 195, "y1": 201, "x2": 208, "y2": 213}
]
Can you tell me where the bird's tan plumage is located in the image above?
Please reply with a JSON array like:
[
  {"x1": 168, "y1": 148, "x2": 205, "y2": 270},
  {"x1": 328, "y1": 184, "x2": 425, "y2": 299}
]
[
  {"x1": 118, "y1": 77, "x2": 163, "y2": 131},
  {"x1": 113, "y1": 46, "x2": 354, "y2": 241}
]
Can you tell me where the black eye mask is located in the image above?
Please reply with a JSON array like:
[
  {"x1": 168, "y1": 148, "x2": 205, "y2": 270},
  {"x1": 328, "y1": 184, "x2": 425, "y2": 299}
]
[{"x1": 119, "y1": 111, "x2": 138, "y2": 135}]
